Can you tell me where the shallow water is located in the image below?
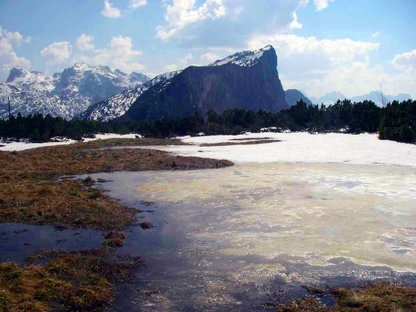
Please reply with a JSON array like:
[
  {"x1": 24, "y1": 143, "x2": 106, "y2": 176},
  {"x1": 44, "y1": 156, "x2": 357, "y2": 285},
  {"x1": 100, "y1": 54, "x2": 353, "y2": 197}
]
[
  {"x1": 0, "y1": 223, "x2": 103, "y2": 264},
  {"x1": 82, "y1": 162, "x2": 416, "y2": 311}
]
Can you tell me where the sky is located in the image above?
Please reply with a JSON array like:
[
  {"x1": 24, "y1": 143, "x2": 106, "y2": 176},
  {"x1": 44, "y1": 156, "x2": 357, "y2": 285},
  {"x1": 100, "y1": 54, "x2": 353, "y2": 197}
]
[{"x1": 0, "y1": 0, "x2": 415, "y2": 98}]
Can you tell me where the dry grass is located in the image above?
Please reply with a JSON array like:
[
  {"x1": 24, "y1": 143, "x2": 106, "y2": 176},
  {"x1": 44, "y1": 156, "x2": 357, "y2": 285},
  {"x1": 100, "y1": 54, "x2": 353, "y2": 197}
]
[
  {"x1": 74, "y1": 137, "x2": 186, "y2": 149},
  {"x1": 0, "y1": 248, "x2": 141, "y2": 312},
  {"x1": 276, "y1": 281, "x2": 416, "y2": 312},
  {"x1": 0, "y1": 178, "x2": 135, "y2": 231}
]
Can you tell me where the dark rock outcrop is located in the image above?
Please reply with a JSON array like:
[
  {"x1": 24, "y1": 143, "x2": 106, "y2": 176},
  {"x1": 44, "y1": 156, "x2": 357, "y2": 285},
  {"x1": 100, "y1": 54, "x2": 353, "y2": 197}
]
[{"x1": 285, "y1": 89, "x2": 313, "y2": 106}]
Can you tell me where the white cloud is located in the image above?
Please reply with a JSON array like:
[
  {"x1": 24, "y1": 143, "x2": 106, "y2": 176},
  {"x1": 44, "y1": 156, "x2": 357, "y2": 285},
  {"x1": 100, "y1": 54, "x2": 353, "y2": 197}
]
[
  {"x1": 163, "y1": 52, "x2": 194, "y2": 72},
  {"x1": 392, "y1": 49, "x2": 416, "y2": 69},
  {"x1": 200, "y1": 52, "x2": 220, "y2": 64},
  {"x1": 247, "y1": 34, "x2": 379, "y2": 65},
  {"x1": 289, "y1": 12, "x2": 302, "y2": 30},
  {"x1": 76, "y1": 34, "x2": 94, "y2": 51},
  {"x1": 129, "y1": 0, "x2": 147, "y2": 10},
  {"x1": 163, "y1": 64, "x2": 179, "y2": 72},
  {"x1": 101, "y1": 0, "x2": 121, "y2": 18},
  {"x1": 2, "y1": 29, "x2": 31, "y2": 47},
  {"x1": 286, "y1": 62, "x2": 386, "y2": 98},
  {"x1": 387, "y1": 49, "x2": 416, "y2": 98},
  {"x1": 372, "y1": 32, "x2": 380, "y2": 38},
  {"x1": 0, "y1": 26, "x2": 31, "y2": 80},
  {"x1": 180, "y1": 52, "x2": 193, "y2": 66},
  {"x1": 40, "y1": 41, "x2": 72, "y2": 65},
  {"x1": 313, "y1": 0, "x2": 335, "y2": 11},
  {"x1": 246, "y1": 33, "x2": 384, "y2": 98},
  {"x1": 157, "y1": 0, "x2": 226, "y2": 40},
  {"x1": 73, "y1": 36, "x2": 144, "y2": 73},
  {"x1": 154, "y1": 1, "x2": 334, "y2": 49}
]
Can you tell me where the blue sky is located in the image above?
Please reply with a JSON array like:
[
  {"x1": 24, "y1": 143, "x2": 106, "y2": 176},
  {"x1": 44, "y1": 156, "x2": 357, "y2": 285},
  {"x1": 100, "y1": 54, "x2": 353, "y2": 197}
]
[{"x1": 0, "y1": 0, "x2": 415, "y2": 98}]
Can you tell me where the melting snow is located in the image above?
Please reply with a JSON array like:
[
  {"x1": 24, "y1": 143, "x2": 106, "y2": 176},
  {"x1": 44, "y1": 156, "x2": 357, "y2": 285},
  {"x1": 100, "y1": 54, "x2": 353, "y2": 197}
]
[
  {"x1": 155, "y1": 132, "x2": 416, "y2": 167},
  {"x1": 0, "y1": 133, "x2": 141, "y2": 151}
]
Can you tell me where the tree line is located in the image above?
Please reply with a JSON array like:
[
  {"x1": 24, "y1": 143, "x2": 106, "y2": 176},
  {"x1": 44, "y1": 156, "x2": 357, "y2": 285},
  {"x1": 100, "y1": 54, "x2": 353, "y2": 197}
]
[{"x1": 0, "y1": 99, "x2": 414, "y2": 144}]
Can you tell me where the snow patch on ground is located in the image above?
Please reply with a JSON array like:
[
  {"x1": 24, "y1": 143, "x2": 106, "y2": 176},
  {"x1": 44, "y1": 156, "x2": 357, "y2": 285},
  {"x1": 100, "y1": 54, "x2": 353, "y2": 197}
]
[
  {"x1": 0, "y1": 133, "x2": 141, "y2": 151},
  {"x1": 161, "y1": 132, "x2": 416, "y2": 167}
]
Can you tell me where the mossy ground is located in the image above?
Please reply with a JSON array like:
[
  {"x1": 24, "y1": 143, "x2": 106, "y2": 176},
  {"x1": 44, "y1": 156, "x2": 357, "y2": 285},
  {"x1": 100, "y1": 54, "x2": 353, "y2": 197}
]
[
  {"x1": 276, "y1": 281, "x2": 416, "y2": 312},
  {"x1": 0, "y1": 248, "x2": 141, "y2": 312}
]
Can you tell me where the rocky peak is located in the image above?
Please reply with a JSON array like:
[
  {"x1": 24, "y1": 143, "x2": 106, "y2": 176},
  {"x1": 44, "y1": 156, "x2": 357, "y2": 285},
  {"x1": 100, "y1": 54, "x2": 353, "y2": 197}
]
[
  {"x1": 209, "y1": 45, "x2": 276, "y2": 68},
  {"x1": 128, "y1": 72, "x2": 150, "y2": 84},
  {"x1": 6, "y1": 67, "x2": 31, "y2": 83}
]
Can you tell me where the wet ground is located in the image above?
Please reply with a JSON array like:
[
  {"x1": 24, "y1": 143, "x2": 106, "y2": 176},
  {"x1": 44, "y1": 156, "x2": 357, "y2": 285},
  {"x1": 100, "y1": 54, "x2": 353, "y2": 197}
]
[
  {"x1": 74, "y1": 162, "x2": 416, "y2": 311},
  {"x1": 0, "y1": 223, "x2": 103, "y2": 264},
  {"x1": 1, "y1": 160, "x2": 415, "y2": 311}
]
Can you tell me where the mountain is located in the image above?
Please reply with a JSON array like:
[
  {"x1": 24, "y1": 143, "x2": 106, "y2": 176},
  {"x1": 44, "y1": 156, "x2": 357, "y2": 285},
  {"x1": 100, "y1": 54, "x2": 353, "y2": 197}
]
[
  {"x1": 79, "y1": 71, "x2": 181, "y2": 121},
  {"x1": 310, "y1": 90, "x2": 412, "y2": 106},
  {"x1": 122, "y1": 45, "x2": 288, "y2": 121},
  {"x1": 310, "y1": 91, "x2": 347, "y2": 105},
  {"x1": 285, "y1": 89, "x2": 312, "y2": 106},
  {"x1": 350, "y1": 91, "x2": 412, "y2": 106},
  {"x1": 83, "y1": 45, "x2": 288, "y2": 121},
  {"x1": 0, "y1": 64, "x2": 149, "y2": 119}
]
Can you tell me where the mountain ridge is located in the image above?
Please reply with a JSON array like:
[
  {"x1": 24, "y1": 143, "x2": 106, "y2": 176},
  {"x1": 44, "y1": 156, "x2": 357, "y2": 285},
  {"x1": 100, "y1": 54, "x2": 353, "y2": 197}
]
[
  {"x1": 0, "y1": 64, "x2": 149, "y2": 119},
  {"x1": 81, "y1": 45, "x2": 288, "y2": 121},
  {"x1": 310, "y1": 91, "x2": 412, "y2": 106}
]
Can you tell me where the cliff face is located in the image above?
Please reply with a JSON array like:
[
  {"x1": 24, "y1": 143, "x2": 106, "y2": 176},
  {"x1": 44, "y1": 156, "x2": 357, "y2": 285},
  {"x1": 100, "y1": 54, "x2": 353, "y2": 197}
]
[{"x1": 124, "y1": 45, "x2": 288, "y2": 120}]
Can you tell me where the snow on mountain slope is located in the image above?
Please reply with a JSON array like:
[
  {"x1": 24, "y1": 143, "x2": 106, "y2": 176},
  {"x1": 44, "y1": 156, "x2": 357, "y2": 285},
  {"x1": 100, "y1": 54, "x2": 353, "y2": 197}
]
[
  {"x1": 80, "y1": 70, "x2": 182, "y2": 121},
  {"x1": 209, "y1": 45, "x2": 273, "y2": 67},
  {"x1": 0, "y1": 68, "x2": 66, "y2": 117},
  {"x1": 0, "y1": 65, "x2": 149, "y2": 119}
]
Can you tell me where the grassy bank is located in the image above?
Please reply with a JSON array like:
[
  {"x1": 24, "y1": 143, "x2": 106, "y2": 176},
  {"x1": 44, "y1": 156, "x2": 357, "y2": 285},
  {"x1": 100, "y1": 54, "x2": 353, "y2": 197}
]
[
  {"x1": 0, "y1": 248, "x2": 141, "y2": 312},
  {"x1": 275, "y1": 281, "x2": 416, "y2": 312}
]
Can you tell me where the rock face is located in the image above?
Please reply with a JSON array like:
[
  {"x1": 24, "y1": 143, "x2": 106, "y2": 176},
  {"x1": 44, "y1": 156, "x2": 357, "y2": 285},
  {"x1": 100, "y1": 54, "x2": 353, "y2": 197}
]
[
  {"x1": 123, "y1": 45, "x2": 288, "y2": 120},
  {"x1": 0, "y1": 64, "x2": 149, "y2": 119},
  {"x1": 285, "y1": 89, "x2": 312, "y2": 106}
]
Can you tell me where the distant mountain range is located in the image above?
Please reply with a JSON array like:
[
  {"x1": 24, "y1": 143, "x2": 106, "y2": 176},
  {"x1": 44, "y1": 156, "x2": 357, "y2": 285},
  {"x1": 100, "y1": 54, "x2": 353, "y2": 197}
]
[
  {"x1": 84, "y1": 45, "x2": 288, "y2": 121},
  {"x1": 309, "y1": 91, "x2": 412, "y2": 106},
  {"x1": 1, "y1": 46, "x2": 413, "y2": 122},
  {"x1": 0, "y1": 64, "x2": 149, "y2": 119}
]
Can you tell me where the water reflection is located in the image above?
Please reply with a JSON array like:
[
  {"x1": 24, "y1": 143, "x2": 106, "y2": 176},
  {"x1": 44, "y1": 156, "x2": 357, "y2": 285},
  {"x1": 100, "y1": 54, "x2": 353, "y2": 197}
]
[{"x1": 83, "y1": 162, "x2": 416, "y2": 311}]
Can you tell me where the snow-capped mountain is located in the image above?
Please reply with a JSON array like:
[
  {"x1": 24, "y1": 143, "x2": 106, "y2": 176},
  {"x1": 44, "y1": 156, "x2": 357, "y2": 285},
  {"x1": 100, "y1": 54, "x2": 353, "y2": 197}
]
[
  {"x1": 83, "y1": 45, "x2": 288, "y2": 121},
  {"x1": 0, "y1": 64, "x2": 149, "y2": 119},
  {"x1": 209, "y1": 45, "x2": 274, "y2": 67},
  {"x1": 80, "y1": 70, "x2": 181, "y2": 121}
]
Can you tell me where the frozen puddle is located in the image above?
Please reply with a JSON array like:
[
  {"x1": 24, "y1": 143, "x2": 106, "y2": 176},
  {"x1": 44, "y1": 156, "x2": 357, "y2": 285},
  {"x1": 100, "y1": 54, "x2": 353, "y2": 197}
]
[{"x1": 87, "y1": 161, "x2": 416, "y2": 311}]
